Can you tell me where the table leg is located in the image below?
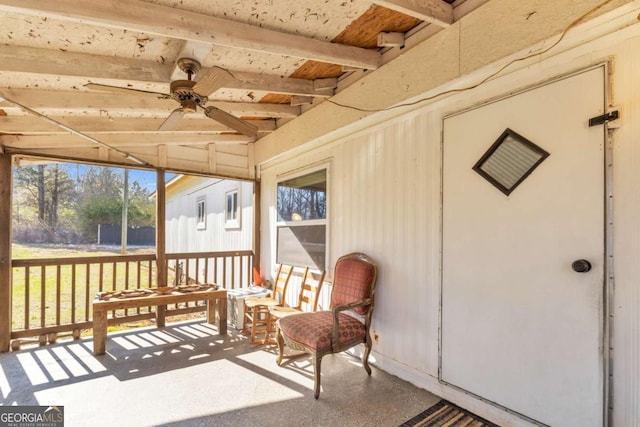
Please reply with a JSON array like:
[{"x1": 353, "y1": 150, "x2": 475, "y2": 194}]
[
  {"x1": 93, "y1": 308, "x2": 107, "y2": 356},
  {"x1": 219, "y1": 297, "x2": 227, "y2": 335},
  {"x1": 207, "y1": 297, "x2": 227, "y2": 335},
  {"x1": 156, "y1": 304, "x2": 166, "y2": 327}
]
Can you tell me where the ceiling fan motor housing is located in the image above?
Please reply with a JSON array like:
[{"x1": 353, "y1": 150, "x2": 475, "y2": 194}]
[{"x1": 169, "y1": 80, "x2": 208, "y2": 112}]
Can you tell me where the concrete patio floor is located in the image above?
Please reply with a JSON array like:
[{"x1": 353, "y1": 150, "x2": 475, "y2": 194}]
[{"x1": 0, "y1": 320, "x2": 440, "y2": 427}]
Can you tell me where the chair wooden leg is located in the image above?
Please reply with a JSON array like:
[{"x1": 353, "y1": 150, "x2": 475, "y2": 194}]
[
  {"x1": 313, "y1": 354, "x2": 322, "y2": 399},
  {"x1": 274, "y1": 328, "x2": 308, "y2": 364},
  {"x1": 362, "y1": 340, "x2": 372, "y2": 376},
  {"x1": 276, "y1": 327, "x2": 285, "y2": 366},
  {"x1": 242, "y1": 304, "x2": 251, "y2": 335},
  {"x1": 264, "y1": 311, "x2": 275, "y2": 345},
  {"x1": 250, "y1": 306, "x2": 260, "y2": 344}
]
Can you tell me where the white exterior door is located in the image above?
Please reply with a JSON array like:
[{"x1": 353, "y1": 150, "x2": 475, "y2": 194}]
[{"x1": 441, "y1": 67, "x2": 606, "y2": 427}]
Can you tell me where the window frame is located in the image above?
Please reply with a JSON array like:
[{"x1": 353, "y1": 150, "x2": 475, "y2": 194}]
[
  {"x1": 224, "y1": 188, "x2": 241, "y2": 229},
  {"x1": 275, "y1": 164, "x2": 329, "y2": 271},
  {"x1": 196, "y1": 196, "x2": 206, "y2": 230}
]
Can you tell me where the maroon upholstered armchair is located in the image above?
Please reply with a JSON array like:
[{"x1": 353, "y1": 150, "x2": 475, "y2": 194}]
[{"x1": 276, "y1": 252, "x2": 378, "y2": 398}]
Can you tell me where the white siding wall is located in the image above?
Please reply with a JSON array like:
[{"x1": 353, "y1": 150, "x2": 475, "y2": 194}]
[
  {"x1": 259, "y1": 23, "x2": 640, "y2": 427},
  {"x1": 165, "y1": 176, "x2": 254, "y2": 253},
  {"x1": 261, "y1": 112, "x2": 442, "y2": 375}
]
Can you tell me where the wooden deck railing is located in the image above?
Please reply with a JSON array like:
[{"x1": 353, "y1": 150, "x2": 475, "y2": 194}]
[
  {"x1": 166, "y1": 250, "x2": 253, "y2": 289},
  {"x1": 10, "y1": 250, "x2": 254, "y2": 345}
]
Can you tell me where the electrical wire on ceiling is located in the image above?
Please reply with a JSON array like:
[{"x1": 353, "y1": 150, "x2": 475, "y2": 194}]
[
  {"x1": 326, "y1": 0, "x2": 617, "y2": 113},
  {"x1": 0, "y1": 93, "x2": 152, "y2": 167}
]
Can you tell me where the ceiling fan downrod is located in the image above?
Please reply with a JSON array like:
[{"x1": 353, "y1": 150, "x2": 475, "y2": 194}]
[{"x1": 170, "y1": 58, "x2": 207, "y2": 112}]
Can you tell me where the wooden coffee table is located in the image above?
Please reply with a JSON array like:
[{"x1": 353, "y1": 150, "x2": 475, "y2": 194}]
[{"x1": 92, "y1": 286, "x2": 227, "y2": 355}]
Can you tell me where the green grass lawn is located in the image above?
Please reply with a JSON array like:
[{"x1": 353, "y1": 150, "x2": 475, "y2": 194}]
[
  {"x1": 11, "y1": 243, "x2": 161, "y2": 332},
  {"x1": 12, "y1": 243, "x2": 134, "y2": 259}
]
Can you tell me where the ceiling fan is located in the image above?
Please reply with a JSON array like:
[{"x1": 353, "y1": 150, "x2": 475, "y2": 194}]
[{"x1": 85, "y1": 58, "x2": 258, "y2": 138}]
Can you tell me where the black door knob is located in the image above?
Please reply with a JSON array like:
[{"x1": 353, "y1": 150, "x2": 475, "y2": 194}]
[{"x1": 572, "y1": 259, "x2": 592, "y2": 273}]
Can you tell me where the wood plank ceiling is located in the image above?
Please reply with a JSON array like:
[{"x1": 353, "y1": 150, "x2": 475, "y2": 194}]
[{"x1": 0, "y1": 0, "x2": 461, "y2": 178}]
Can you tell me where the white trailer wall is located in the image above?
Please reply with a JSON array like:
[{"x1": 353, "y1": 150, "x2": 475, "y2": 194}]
[
  {"x1": 165, "y1": 176, "x2": 254, "y2": 253},
  {"x1": 258, "y1": 12, "x2": 640, "y2": 426}
]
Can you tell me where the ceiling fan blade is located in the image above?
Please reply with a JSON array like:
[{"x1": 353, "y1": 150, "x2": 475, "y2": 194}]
[
  {"x1": 204, "y1": 106, "x2": 258, "y2": 138},
  {"x1": 158, "y1": 108, "x2": 185, "y2": 131},
  {"x1": 192, "y1": 67, "x2": 235, "y2": 96},
  {"x1": 84, "y1": 83, "x2": 168, "y2": 98}
]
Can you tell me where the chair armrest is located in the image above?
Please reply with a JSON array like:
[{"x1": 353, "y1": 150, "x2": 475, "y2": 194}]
[{"x1": 330, "y1": 298, "x2": 373, "y2": 350}]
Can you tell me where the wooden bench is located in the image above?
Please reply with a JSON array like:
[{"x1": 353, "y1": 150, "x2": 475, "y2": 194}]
[{"x1": 92, "y1": 287, "x2": 227, "y2": 355}]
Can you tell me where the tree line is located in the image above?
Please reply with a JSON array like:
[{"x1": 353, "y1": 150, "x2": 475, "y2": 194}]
[{"x1": 12, "y1": 163, "x2": 156, "y2": 244}]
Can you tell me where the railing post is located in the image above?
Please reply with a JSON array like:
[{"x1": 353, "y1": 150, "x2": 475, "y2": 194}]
[{"x1": 0, "y1": 152, "x2": 12, "y2": 352}]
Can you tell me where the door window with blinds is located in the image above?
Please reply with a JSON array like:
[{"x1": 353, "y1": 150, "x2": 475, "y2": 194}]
[{"x1": 276, "y1": 168, "x2": 327, "y2": 270}]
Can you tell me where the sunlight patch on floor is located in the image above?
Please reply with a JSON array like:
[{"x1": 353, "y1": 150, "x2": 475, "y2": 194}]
[
  {"x1": 16, "y1": 352, "x2": 49, "y2": 386},
  {"x1": 51, "y1": 347, "x2": 89, "y2": 377},
  {"x1": 0, "y1": 362, "x2": 11, "y2": 399},
  {"x1": 149, "y1": 330, "x2": 181, "y2": 343},
  {"x1": 125, "y1": 334, "x2": 155, "y2": 348},
  {"x1": 111, "y1": 336, "x2": 138, "y2": 351},
  {"x1": 34, "y1": 349, "x2": 70, "y2": 381},
  {"x1": 66, "y1": 344, "x2": 106, "y2": 373}
]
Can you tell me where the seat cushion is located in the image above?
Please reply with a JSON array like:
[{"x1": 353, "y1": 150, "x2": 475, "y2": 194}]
[{"x1": 278, "y1": 311, "x2": 365, "y2": 352}]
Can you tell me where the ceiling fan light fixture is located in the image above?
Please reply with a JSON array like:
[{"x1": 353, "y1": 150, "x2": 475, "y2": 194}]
[{"x1": 181, "y1": 99, "x2": 198, "y2": 113}]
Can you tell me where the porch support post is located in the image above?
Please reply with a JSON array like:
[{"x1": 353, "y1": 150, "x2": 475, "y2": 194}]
[
  {"x1": 156, "y1": 169, "x2": 167, "y2": 327},
  {"x1": 156, "y1": 170, "x2": 167, "y2": 288},
  {"x1": 253, "y1": 180, "x2": 261, "y2": 277},
  {"x1": 0, "y1": 152, "x2": 12, "y2": 352}
]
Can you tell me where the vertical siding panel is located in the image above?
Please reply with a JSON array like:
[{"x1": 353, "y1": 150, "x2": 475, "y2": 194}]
[
  {"x1": 391, "y1": 122, "x2": 408, "y2": 360},
  {"x1": 377, "y1": 127, "x2": 394, "y2": 354},
  {"x1": 613, "y1": 37, "x2": 640, "y2": 427},
  {"x1": 425, "y1": 110, "x2": 443, "y2": 374},
  {"x1": 405, "y1": 116, "x2": 427, "y2": 371}
]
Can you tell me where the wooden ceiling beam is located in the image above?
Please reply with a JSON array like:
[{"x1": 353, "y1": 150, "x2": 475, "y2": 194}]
[
  {"x1": 374, "y1": 0, "x2": 453, "y2": 27},
  {"x1": 209, "y1": 101, "x2": 300, "y2": 119},
  {"x1": 217, "y1": 69, "x2": 337, "y2": 98},
  {"x1": 2, "y1": 133, "x2": 253, "y2": 149},
  {"x1": 0, "y1": 0, "x2": 381, "y2": 70},
  {"x1": 0, "y1": 116, "x2": 276, "y2": 134},
  {"x1": 0, "y1": 45, "x2": 334, "y2": 99},
  {"x1": 0, "y1": 88, "x2": 301, "y2": 118},
  {"x1": 0, "y1": 45, "x2": 171, "y2": 84}
]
